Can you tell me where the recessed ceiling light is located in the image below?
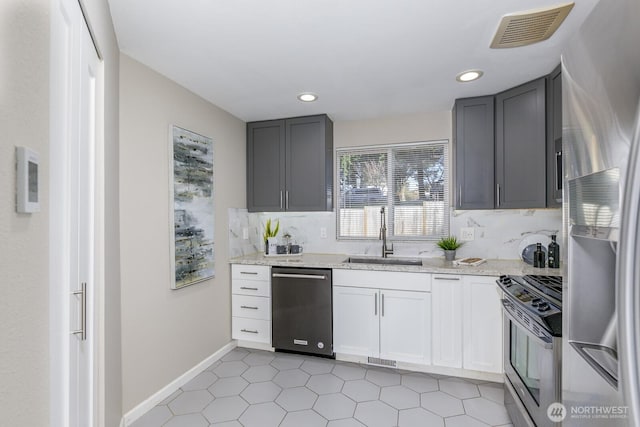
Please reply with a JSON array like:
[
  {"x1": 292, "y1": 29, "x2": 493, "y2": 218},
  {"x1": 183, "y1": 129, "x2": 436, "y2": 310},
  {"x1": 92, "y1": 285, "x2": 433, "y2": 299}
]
[
  {"x1": 297, "y1": 92, "x2": 318, "y2": 102},
  {"x1": 456, "y1": 70, "x2": 484, "y2": 82}
]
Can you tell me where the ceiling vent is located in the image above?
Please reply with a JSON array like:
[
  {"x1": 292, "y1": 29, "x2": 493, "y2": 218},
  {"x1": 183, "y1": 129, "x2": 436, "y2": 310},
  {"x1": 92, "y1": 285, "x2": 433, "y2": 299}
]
[{"x1": 490, "y1": 2, "x2": 574, "y2": 49}]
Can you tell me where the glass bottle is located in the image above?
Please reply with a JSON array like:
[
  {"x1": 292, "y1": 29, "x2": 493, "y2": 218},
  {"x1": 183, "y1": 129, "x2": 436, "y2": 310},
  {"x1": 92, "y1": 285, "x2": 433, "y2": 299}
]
[{"x1": 548, "y1": 235, "x2": 560, "y2": 268}]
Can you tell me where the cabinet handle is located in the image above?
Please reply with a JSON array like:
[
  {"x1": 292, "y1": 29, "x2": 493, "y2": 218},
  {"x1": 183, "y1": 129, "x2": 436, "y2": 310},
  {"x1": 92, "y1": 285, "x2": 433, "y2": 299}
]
[
  {"x1": 375, "y1": 293, "x2": 378, "y2": 316},
  {"x1": 241, "y1": 329, "x2": 259, "y2": 334},
  {"x1": 381, "y1": 293, "x2": 385, "y2": 317},
  {"x1": 459, "y1": 185, "x2": 462, "y2": 208},
  {"x1": 555, "y1": 150, "x2": 562, "y2": 191},
  {"x1": 240, "y1": 305, "x2": 259, "y2": 310},
  {"x1": 240, "y1": 271, "x2": 258, "y2": 275},
  {"x1": 280, "y1": 190, "x2": 283, "y2": 210},
  {"x1": 496, "y1": 184, "x2": 501, "y2": 208},
  {"x1": 285, "y1": 191, "x2": 289, "y2": 210},
  {"x1": 240, "y1": 286, "x2": 259, "y2": 291},
  {"x1": 434, "y1": 276, "x2": 460, "y2": 281}
]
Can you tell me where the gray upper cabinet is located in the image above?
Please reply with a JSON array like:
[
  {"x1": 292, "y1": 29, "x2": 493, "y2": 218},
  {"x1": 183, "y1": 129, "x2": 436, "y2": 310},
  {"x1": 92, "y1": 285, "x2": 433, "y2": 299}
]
[
  {"x1": 247, "y1": 114, "x2": 333, "y2": 212},
  {"x1": 495, "y1": 77, "x2": 547, "y2": 209},
  {"x1": 454, "y1": 96, "x2": 495, "y2": 209},
  {"x1": 546, "y1": 65, "x2": 562, "y2": 207}
]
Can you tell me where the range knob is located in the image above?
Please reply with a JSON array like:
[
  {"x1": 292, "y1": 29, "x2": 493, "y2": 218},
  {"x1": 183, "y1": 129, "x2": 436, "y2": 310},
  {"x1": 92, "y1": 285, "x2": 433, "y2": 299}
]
[
  {"x1": 537, "y1": 302, "x2": 550, "y2": 312},
  {"x1": 531, "y1": 298, "x2": 542, "y2": 306},
  {"x1": 500, "y1": 276, "x2": 512, "y2": 285}
]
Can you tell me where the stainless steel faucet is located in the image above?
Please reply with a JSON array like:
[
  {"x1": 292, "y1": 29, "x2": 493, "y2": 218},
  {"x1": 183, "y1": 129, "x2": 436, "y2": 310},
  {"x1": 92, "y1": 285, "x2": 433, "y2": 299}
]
[{"x1": 379, "y1": 207, "x2": 394, "y2": 258}]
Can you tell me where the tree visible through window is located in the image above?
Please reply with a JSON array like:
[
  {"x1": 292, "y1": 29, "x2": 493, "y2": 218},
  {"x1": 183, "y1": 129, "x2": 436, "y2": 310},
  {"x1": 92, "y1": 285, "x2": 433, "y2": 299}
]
[{"x1": 337, "y1": 141, "x2": 449, "y2": 240}]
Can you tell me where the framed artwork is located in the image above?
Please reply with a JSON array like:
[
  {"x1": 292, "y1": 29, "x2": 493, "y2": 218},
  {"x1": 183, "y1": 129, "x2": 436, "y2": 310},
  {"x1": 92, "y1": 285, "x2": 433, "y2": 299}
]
[{"x1": 169, "y1": 125, "x2": 215, "y2": 289}]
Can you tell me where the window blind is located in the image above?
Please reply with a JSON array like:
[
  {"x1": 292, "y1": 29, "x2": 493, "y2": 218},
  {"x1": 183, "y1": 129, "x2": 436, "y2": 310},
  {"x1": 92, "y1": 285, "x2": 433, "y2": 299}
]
[{"x1": 337, "y1": 141, "x2": 449, "y2": 240}]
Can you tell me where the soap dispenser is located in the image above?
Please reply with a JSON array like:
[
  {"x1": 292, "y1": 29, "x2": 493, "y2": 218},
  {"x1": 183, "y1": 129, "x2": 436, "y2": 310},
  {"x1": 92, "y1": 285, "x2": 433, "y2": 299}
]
[{"x1": 533, "y1": 243, "x2": 546, "y2": 268}]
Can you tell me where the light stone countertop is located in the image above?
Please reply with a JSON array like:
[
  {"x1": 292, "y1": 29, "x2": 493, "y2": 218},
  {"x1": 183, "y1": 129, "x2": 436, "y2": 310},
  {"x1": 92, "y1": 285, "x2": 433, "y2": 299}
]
[{"x1": 228, "y1": 252, "x2": 562, "y2": 277}]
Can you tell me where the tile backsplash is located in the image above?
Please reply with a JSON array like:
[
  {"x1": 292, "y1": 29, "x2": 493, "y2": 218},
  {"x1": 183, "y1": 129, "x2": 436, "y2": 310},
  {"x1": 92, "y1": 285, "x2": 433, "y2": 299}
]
[{"x1": 228, "y1": 207, "x2": 562, "y2": 260}]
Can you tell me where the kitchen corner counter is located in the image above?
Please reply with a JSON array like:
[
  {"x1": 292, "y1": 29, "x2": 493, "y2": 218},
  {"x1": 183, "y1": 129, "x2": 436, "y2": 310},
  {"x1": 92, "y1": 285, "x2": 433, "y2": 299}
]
[{"x1": 228, "y1": 253, "x2": 562, "y2": 277}]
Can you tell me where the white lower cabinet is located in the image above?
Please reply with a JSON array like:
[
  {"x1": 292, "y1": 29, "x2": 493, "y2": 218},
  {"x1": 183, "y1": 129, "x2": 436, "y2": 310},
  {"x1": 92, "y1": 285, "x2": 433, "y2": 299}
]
[
  {"x1": 462, "y1": 275, "x2": 503, "y2": 373},
  {"x1": 431, "y1": 274, "x2": 503, "y2": 374},
  {"x1": 432, "y1": 275, "x2": 464, "y2": 368},
  {"x1": 231, "y1": 264, "x2": 271, "y2": 345},
  {"x1": 332, "y1": 286, "x2": 379, "y2": 357},
  {"x1": 379, "y1": 289, "x2": 431, "y2": 365},
  {"x1": 333, "y1": 269, "x2": 432, "y2": 365}
]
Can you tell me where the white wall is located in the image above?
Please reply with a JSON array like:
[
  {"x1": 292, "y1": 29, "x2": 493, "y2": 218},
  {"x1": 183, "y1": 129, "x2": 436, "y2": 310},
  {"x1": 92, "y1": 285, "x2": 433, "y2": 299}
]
[
  {"x1": 0, "y1": 1, "x2": 50, "y2": 424},
  {"x1": 334, "y1": 111, "x2": 452, "y2": 148},
  {"x1": 119, "y1": 54, "x2": 246, "y2": 412}
]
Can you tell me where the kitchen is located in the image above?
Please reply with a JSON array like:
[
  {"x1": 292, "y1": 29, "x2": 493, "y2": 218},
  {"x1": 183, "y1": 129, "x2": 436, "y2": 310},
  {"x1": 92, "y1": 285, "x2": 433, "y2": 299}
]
[{"x1": 2, "y1": 0, "x2": 639, "y2": 426}]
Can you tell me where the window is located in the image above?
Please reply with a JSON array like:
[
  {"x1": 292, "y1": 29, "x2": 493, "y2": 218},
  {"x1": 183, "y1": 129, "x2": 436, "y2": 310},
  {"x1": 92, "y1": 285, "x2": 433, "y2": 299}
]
[{"x1": 337, "y1": 141, "x2": 449, "y2": 240}]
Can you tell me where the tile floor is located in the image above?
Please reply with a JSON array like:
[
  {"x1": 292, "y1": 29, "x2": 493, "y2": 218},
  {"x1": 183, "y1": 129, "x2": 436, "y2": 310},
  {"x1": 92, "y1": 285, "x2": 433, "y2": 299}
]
[{"x1": 131, "y1": 347, "x2": 513, "y2": 427}]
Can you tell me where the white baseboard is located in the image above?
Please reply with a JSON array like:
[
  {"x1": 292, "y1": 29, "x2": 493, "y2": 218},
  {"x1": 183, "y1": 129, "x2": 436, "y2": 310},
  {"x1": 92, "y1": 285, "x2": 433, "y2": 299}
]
[{"x1": 121, "y1": 341, "x2": 237, "y2": 427}]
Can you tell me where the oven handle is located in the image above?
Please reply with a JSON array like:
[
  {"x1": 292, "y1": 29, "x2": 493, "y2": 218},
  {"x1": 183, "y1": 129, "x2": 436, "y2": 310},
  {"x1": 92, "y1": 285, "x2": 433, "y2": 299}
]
[{"x1": 502, "y1": 300, "x2": 553, "y2": 350}]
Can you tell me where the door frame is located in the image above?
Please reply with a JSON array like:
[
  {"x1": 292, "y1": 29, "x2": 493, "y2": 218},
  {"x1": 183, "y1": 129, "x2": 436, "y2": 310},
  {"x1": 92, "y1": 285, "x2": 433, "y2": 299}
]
[{"x1": 50, "y1": 0, "x2": 105, "y2": 425}]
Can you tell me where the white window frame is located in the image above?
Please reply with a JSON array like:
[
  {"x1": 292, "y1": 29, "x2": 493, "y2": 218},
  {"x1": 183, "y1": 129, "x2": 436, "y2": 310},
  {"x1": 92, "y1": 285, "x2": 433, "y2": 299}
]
[{"x1": 336, "y1": 140, "x2": 450, "y2": 241}]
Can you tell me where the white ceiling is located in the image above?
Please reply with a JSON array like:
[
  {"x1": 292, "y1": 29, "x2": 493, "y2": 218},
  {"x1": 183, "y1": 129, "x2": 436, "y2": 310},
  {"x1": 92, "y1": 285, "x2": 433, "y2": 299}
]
[{"x1": 107, "y1": 0, "x2": 599, "y2": 122}]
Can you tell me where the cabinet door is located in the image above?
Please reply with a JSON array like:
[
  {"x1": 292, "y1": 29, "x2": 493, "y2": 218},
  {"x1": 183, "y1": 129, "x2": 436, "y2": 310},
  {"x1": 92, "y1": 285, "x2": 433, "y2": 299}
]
[
  {"x1": 247, "y1": 120, "x2": 285, "y2": 212},
  {"x1": 462, "y1": 276, "x2": 503, "y2": 373},
  {"x1": 431, "y1": 275, "x2": 463, "y2": 368},
  {"x1": 496, "y1": 78, "x2": 547, "y2": 208},
  {"x1": 333, "y1": 286, "x2": 379, "y2": 357},
  {"x1": 379, "y1": 289, "x2": 431, "y2": 365},
  {"x1": 285, "y1": 115, "x2": 333, "y2": 211},
  {"x1": 546, "y1": 65, "x2": 562, "y2": 207},
  {"x1": 454, "y1": 96, "x2": 495, "y2": 209}
]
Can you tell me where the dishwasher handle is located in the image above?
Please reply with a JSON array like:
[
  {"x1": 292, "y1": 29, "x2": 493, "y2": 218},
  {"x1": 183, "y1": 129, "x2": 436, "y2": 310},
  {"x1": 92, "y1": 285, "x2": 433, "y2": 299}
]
[{"x1": 272, "y1": 273, "x2": 327, "y2": 280}]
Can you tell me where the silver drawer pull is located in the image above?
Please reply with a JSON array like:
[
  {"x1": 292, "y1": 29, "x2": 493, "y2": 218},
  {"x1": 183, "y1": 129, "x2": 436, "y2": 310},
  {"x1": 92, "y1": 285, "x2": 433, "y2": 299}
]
[
  {"x1": 240, "y1": 286, "x2": 259, "y2": 290},
  {"x1": 434, "y1": 276, "x2": 460, "y2": 281},
  {"x1": 240, "y1": 271, "x2": 258, "y2": 275},
  {"x1": 272, "y1": 273, "x2": 326, "y2": 280},
  {"x1": 240, "y1": 305, "x2": 259, "y2": 310},
  {"x1": 241, "y1": 329, "x2": 259, "y2": 334}
]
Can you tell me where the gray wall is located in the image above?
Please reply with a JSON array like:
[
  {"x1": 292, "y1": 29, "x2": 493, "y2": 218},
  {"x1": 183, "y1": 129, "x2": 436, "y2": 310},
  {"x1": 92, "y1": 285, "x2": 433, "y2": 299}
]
[
  {"x1": 0, "y1": 0, "x2": 121, "y2": 425},
  {"x1": 0, "y1": 0, "x2": 50, "y2": 424},
  {"x1": 119, "y1": 54, "x2": 246, "y2": 412}
]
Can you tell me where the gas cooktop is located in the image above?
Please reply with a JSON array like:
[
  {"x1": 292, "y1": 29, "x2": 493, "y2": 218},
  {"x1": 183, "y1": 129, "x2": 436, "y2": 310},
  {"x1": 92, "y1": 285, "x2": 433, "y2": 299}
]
[{"x1": 497, "y1": 274, "x2": 563, "y2": 337}]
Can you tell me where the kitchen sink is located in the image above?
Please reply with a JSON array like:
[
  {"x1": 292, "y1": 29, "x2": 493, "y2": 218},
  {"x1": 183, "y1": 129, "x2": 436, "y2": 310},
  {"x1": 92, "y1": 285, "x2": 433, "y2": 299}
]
[{"x1": 344, "y1": 256, "x2": 423, "y2": 266}]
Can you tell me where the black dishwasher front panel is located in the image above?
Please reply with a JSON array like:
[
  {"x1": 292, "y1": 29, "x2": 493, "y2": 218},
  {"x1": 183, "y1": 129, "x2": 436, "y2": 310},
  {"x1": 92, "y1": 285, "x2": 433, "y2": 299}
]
[{"x1": 271, "y1": 267, "x2": 333, "y2": 357}]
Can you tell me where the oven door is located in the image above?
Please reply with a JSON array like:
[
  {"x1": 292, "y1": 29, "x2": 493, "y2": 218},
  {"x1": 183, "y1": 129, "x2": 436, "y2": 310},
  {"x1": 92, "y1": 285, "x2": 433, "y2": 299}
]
[{"x1": 503, "y1": 300, "x2": 561, "y2": 427}]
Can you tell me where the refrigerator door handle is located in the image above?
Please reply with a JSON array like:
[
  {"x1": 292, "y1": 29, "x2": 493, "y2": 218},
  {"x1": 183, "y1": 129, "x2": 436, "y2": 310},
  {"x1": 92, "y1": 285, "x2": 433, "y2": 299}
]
[{"x1": 617, "y1": 101, "x2": 640, "y2": 427}]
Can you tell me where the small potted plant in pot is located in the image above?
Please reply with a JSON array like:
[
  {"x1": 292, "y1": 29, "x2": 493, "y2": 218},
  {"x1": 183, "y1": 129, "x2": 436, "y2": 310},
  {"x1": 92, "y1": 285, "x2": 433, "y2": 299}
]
[
  {"x1": 437, "y1": 236, "x2": 463, "y2": 261},
  {"x1": 263, "y1": 218, "x2": 280, "y2": 255}
]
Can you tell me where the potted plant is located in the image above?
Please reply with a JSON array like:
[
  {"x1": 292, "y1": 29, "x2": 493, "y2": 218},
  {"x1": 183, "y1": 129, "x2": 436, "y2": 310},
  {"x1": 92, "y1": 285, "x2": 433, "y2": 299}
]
[
  {"x1": 437, "y1": 236, "x2": 463, "y2": 261},
  {"x1": 263, "y1": 218, "x2": 280, "y2": 255}
]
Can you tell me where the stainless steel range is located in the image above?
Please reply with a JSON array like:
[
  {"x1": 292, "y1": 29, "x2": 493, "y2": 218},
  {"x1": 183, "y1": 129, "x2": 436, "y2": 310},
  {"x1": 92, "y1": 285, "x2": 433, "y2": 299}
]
[{"x1": 497, "y1": 275, "x2": 563, "y2": 427}]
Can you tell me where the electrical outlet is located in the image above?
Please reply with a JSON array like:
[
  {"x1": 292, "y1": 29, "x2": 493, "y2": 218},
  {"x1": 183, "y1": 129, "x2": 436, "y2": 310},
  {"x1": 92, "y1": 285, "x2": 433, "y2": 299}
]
[
  {"x1": 320, "y1": 227, "x2": 327, "y2": 239},
  {"x1": 242, "y1": 227, "x2": 249, "y2": 240},
  {"x1": 460, "y1": 227, "x2": 475, "y2": 241}
]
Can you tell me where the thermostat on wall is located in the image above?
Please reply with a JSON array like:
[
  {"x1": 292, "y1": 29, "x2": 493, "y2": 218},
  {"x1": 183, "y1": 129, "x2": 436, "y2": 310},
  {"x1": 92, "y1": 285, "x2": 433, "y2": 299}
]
[{"x1": 16, "y1": 146, "x2": 40, "y2": 213}]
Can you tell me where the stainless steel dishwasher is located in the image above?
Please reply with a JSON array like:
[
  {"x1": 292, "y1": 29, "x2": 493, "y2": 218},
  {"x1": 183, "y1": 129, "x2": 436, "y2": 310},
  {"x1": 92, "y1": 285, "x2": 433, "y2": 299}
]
[{"x1": 271, "y1": 267, "x2": 333, "y2": 357}]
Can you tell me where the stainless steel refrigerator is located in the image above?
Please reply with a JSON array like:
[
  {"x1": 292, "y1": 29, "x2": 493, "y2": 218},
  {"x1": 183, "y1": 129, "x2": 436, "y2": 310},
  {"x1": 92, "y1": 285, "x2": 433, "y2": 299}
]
[{"x1": 562, "y1": 0, "x2": 640, "y2": 425}]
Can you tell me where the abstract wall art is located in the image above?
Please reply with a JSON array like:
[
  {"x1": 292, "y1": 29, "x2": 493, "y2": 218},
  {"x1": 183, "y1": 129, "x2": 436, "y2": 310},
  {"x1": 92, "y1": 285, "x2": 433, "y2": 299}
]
[{"x1": 169, "y1": 125, "x2": 215, "y2": 289}]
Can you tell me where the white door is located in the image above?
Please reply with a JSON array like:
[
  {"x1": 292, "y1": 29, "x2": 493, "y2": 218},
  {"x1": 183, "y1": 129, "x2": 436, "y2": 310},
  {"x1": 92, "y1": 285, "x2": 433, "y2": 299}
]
[
  {"x1": 333, "y1": 286, "x2": 379, "y2": 357},
  {"x1": 379, "y1": 289, "x2": 431, "y2": 365},
  {"x1": 462, "y1": 276, "x2": 503, "y2": 373},
  {"x1": 431, "y1": 275, "x2": 463, "y2": 368},
  {"x1": 51, "y1": 0, "x2": 102, "y2": 425}
]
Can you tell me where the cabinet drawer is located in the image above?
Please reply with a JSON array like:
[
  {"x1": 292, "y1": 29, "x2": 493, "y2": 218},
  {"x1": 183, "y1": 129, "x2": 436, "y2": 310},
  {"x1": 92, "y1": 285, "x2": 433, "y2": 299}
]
[
  {"x1": 232, "y1": 318, "x2": 271, "y2": 344},
  {"x1": 232, "y1": 295, "x2": 271, "y2": 320},
  {"x1": 333, "y1": 269, "x2": 431, "y2": 292},
  {"x1": 232, "y1": 264, "x2": 270, "y2": 281},
  {"x1": 232, "y1": 278, "x2": 270, "y2": 297}
]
